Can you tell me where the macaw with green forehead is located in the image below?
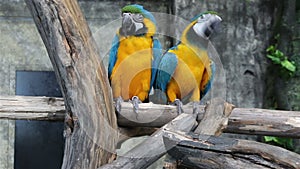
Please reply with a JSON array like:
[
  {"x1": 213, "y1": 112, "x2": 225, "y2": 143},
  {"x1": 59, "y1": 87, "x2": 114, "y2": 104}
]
[
  {"x1": 153, "y1": 12, "x2": 222, "y2": 113},
  {"x1": 108, "y1": 4, "x2": 162, "y2": 112}
]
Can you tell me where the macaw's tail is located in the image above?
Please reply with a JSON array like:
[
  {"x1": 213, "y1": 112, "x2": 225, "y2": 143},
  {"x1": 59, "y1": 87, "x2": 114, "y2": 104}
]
[
  {"x1": 149, "y1": 88, "x2": 194, "y2": 105},
  {"x1": 149, "y1": 89, "x2": 168, "y2": 105}
]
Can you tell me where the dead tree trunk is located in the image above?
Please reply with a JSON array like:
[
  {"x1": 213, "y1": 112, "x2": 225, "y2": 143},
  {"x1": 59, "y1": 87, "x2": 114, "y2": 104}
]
[
  {"x1": 163, "y1": 131, "x2": 300, "y2": 169},
  {"x1": 24, "y1": 0, "x2": 118, "y2": 168},
  {"x1": 163, "y1": 98, "x2": 300, "y2": 169},
  {"x1": 1, "y1": 95, "x2": 300, "y2": 138},
  {"x1": 100, "y1": 113, "x2": 198, "y2": 169}
]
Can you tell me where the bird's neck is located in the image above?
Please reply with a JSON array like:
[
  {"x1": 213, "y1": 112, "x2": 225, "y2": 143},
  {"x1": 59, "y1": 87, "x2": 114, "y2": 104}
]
[
  {"x1": 119, "y1": 26, "x2": 148, "y2": 37},
  {"x1": 182, "y1": 26, "x2": 209, "y2": 50}
]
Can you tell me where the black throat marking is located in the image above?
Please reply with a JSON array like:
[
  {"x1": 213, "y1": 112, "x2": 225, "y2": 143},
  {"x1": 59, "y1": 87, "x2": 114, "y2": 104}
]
[{"x1": 120, "y1": 24, "x2": 148, "y2": 37}]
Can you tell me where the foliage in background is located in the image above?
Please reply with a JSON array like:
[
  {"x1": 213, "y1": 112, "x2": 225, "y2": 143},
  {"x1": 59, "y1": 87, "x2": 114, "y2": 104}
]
[
  {"x1": 266, "y1": 34, "x2": 296, "y2": 78},
  {"x1": 264, "y1": 136, "x2": 294, "y2": 150}
]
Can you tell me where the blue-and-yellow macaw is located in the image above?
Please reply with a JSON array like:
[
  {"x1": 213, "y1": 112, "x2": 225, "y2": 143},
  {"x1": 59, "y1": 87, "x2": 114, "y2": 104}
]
[
  {"x1": 153, "y1": 12, "x2": 222, "y2": 113},
  {"x1": 108, "y1": 4, "x2": 162, "y2": 112}
]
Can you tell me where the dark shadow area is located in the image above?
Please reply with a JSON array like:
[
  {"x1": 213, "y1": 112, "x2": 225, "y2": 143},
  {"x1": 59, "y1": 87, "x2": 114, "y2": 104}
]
[{"x1": 15, "y1": 71, "x2": 64, "y2": 169}]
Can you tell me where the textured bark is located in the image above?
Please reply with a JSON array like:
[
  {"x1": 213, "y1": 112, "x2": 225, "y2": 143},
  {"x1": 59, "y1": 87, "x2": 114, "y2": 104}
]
[
  {"x1": 0, "y1": 96, "x2": 65, "y2": 121},
  {"x1": 100, "y1": 113, "x2": 197, "y2": 169},
  {"x1": 164, "y1": 97, "x2": 289, "y2": 169},
  {"x1": 163, "y1": 131, "x2": 300, "y2": 169},
  {"x1": 117, "y1": 102, "x2": 184, "y2": 127},
  {"x1": 2, "y1": 95, "x2": 300, "y2": 138},
  {"x1": 227, "y1": 108, "x2": 300, "y2": 138},
  {"x1": 24, "y1": 0, "x2": 118, "y2": 168},
  {"x1": 194, "y1": 98, "x2": 234, "y2": 136}
]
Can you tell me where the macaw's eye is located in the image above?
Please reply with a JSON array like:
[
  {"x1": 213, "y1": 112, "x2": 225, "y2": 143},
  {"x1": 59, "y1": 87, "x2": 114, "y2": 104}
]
[
  {"x1": 132, "y1": 13, "x2": 144, "y2": 22},
  {"x1": 198, "y1": 14, "x2": 210, "y2": 22},
  {"x1": 122, "y1": 12, "x2": 131, "y2": 17}
]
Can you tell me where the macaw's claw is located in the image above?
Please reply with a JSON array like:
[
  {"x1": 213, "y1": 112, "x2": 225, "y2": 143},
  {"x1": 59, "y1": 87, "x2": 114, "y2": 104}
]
[
  {"x1": 114, "y1": 97, "x2": 123, "y2": 113},
  {"x1": 172, "y1": 99, "x2": 183, "y2": 115},
  {"x1": 131, "y1": 96, "x2": 142, "y2": 114},
  {"x1": 192, "y1": 101, "x2": 201, "y2": 115}
]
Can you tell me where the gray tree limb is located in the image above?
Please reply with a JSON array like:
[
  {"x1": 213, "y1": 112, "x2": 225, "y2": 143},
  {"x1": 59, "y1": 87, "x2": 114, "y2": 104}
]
[
  {"x1": 1, "y1": 96, "x2": 300, "y2": 138},
  {"x1": 24, "y1": 0, "x2": 118, "y2": 168}
]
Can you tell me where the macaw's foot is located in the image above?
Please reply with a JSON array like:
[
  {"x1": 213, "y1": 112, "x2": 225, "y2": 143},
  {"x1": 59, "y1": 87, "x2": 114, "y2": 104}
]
[
  {"x1": 131, "y1": 96, "x2": 142, "y2": 114},
  {"x1": 114, "y1": 96, "x2": 123, "y2": 113},
  {"x1": 192, "y1": 101, "x2": 201, "y2": 115},
  {"x1": 172, "y1": 99, "x2": 183, "y2": 115}
]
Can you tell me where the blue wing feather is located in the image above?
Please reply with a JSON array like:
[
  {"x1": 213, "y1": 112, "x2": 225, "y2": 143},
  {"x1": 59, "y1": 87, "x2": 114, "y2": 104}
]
[
  {"x1": 150, "y1": 37, "x2": 162, "y2": 89},
  {"x1": 154, "y1": 52, "x2": 178, "y2": 91},
  {"x1": 200, "y1": 61, "x2": 215, "y2": 98},
  {"x1": 108, "y1": 35, "x2": 120, "y2": 80}
]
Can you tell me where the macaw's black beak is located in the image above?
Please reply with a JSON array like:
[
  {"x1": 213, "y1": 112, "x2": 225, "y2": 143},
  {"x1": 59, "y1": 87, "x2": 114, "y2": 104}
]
[
  {"x1": 122, "y1": 14, "x2": 132, "y2": 29},
  {"x1": 209, "y1": 15, "x2": 222, "y2": 32},
  {"x1": 121, "y1": 13, "x2": 134, "y2": 36},
  {"x1": 194, "y1": 15, "x2": 222, "y2": 39}
]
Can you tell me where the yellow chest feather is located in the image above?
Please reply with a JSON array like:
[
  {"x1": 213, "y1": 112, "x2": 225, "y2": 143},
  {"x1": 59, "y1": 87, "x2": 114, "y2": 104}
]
[
  {"x1": 110, "y1": 36, "x2": 153, "y2": 101},
  {"x1": 166, "y1": 44, "x2": 210, "y2": 102}
]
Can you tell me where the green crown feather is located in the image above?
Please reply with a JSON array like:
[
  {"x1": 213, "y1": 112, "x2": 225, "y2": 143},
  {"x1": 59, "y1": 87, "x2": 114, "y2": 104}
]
[{"x1": 191, "y1": 11, "x2": 219, "y2": 22}]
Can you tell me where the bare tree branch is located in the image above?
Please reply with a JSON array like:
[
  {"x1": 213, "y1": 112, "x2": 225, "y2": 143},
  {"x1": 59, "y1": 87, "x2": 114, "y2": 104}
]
[
  {"x1": 24, "y1": 0, "x2": 118, "y2": 168},
  {"x1": 100, "y1": 113, "x2": 197, "y2": 169},
  {"x1": 2, "y1": 95, "x2": 300, "y2": 138},
  {"x1": 194, "y1": 98, "x2": 234, "y2": 136},
  {"x1": 163, "y1": 130, "x2": 300, "y2": 169}
]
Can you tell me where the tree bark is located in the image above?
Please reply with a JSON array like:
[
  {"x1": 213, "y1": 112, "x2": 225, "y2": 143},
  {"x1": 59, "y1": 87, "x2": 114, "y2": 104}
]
[
  {"x1": 100, "y1": 113, "x2": 197, "y2": 169},
  {"x1": 194, "y1": 98, "x2": 234, "y2": 136},
  {"x1": 163, "y1": 131, "x2": 300, "y2": 169},
  {"x1": 24, "y1": 0, "x2": 118, "y2": 168},
  {"x1": 227, "y1": 107, "x2": 300, "y2": 138},
  {"x1": 163, "y1": 98, "x2": 233, "y2": 169},
  {"x1": 1, "y1": 95, "x2": 300, "y2": 138},
  {"x1": 0, "y1": 96, "x2": 65, "y2": 121}
]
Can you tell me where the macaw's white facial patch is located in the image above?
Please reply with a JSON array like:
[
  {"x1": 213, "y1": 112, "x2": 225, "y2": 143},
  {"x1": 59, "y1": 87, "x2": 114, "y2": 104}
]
[
  {"x1": 122, "y1": 12, "x2": 144, "y2": 33},
  {"x1": 193, "y1": 14, "x2": 222, "y2": 39}
]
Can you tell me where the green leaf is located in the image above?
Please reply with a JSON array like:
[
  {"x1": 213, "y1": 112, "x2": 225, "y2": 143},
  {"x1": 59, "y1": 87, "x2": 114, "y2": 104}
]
[
  {"x1": 264, "y1": 136, "x2": 275, "y2": 142},
  {"x1": 264, "y1": 136, "x2": 294, "y2": 149},
  {"x1": 281, "y1": 60, "x2": 296, "y2": 72},
  {"x1": 267, "y1": 54, "x2": 281, "y2": 64},
  {"x1": 266, "y1": 45, "x2": 275, "y2": 52},
  {"x1": 275, "y1": 50, "x2": 284, "y2": 58},
  {"x1": 266, "y1": 39, "x2": 297, "y2": 77}
]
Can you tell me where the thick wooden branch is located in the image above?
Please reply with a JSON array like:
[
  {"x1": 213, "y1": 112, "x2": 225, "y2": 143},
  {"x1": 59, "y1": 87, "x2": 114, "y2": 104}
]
[
  {"x1": 24, "y1": 0, "x2": 118, "y2": 168},
  {"x1": 228, "y1": 108, "x2": 300, "y2": 137},
  {"x1": 118, "y1": 103, "x2": 300, "y2": 138},
  {"x1": 0, "y1": 96, "x2": 65, "y2": 121},
  {"x1": 2, "y1": 95, "x2": 300, "y2": 138},
  {"x1": 118, "y1": 127, "x2": 157, "y2": 147},
  {"x1": 194, "y1": 98, "x2": 234, "y2": 136},
  {"x1": 100, "y1": 113, "x2": 198, "y2": 169},
  {"x1": 163, "y1": 98, "x2": 234, "y2": 168},
  {"x1": 117, "y1": 102, "x2": 194, "y2": 127},
  {"x1": 163, "y1": 130, "x2": 300, "y2": 169}
]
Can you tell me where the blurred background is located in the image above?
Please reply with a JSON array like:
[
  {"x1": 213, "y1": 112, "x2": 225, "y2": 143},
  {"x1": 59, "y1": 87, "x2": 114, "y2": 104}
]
[{"x1": 0, "y1": 0, "x2": 299, "y2": 168}]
